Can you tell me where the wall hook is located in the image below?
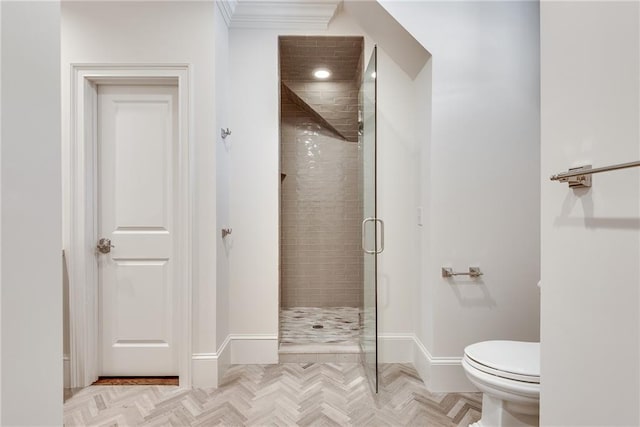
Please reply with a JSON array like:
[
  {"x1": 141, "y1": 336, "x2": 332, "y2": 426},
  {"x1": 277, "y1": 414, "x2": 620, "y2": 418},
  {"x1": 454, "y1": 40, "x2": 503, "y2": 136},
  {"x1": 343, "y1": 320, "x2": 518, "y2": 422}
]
[
  {"x1": 221, "y1": 228, "x2": 232, "y2": 238},
  {"x1": 221, "y1": 128, "x2": 232, "y2": 139}
]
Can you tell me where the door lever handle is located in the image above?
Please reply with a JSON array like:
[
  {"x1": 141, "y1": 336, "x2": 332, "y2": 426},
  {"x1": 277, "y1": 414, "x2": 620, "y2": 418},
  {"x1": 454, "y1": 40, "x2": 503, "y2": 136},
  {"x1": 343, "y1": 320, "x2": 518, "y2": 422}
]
[{"x1": 97, "y1": 238, "x2": 115, "y2": 254}]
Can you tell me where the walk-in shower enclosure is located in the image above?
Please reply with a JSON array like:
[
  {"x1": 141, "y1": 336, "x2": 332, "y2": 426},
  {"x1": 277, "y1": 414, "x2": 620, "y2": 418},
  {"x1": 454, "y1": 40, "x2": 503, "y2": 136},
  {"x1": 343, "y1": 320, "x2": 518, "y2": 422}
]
[{"x1": 279, "y1": 36, "x2": 365, "y2": 348}]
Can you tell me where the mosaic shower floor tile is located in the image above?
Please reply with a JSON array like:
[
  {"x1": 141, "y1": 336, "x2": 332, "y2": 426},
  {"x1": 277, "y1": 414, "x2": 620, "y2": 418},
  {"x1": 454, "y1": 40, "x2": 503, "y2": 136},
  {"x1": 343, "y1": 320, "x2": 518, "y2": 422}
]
[{"x1": 280, "y1": 307, "x2": 360, "y2": 344}]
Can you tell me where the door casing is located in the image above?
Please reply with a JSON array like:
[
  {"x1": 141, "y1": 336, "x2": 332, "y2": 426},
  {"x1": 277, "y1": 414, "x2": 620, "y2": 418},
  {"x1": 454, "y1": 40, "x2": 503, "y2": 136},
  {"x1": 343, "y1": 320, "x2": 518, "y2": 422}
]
[{"x1": 67, "y1": 64, "x2": 193, "y2": 388}]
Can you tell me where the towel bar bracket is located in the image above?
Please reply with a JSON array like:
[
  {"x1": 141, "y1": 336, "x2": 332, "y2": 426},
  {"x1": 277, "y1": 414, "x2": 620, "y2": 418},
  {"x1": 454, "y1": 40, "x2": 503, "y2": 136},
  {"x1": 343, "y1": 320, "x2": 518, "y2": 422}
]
[{"x1": 555, "y1": 165, "x2": 592, "y2": 189}]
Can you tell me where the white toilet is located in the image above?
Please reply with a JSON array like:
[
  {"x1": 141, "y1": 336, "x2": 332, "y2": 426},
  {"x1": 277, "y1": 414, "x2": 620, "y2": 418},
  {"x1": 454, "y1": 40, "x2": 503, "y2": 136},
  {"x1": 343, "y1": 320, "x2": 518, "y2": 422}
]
[{"x1": 462, "y1": 340, "x2": 540, "y2": 427}]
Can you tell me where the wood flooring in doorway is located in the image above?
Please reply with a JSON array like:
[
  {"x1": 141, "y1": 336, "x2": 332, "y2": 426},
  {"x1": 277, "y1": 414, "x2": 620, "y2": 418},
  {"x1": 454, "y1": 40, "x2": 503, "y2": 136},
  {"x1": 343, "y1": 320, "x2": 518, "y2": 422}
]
[
  {"x1": 93, "y1": 377, "x2": 179, "y2": 386},
  {"x1": 65, "y1": 363, "x2": 481, "y2": 426}
]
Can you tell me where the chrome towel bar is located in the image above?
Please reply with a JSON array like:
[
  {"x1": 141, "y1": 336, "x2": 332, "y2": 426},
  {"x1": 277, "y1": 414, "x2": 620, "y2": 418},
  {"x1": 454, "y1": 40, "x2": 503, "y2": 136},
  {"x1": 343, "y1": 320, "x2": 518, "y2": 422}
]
[
  {"x1": 550, "y1": 160, "x2": 640, "y2": 188},
  {"x1": 442, "y1": 267, "x2": 483, "y2": 278}
]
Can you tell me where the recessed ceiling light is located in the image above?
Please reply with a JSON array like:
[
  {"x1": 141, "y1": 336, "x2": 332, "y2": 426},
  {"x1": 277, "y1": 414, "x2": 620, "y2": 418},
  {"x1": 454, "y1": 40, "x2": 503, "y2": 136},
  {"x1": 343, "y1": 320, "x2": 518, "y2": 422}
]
[
  {"x1": 371, "y1": 72, "x2": 376, "y2": 79},
  {"x1": 313, "y1": 69, "x2": 331, "y2": 79}
]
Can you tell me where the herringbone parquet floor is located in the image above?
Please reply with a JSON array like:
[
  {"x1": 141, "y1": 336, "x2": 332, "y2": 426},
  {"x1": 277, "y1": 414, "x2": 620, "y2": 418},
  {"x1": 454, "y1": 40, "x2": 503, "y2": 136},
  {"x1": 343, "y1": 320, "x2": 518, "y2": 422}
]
[{"x1": 64, "y1": 363, "x2": 481, "y2": 426}]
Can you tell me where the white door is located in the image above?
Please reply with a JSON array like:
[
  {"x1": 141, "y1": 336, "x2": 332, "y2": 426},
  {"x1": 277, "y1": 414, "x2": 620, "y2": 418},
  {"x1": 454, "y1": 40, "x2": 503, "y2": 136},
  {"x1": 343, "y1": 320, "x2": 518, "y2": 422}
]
[{"x1": 97, "y1": 84, "x2": 179, "y2": 376}]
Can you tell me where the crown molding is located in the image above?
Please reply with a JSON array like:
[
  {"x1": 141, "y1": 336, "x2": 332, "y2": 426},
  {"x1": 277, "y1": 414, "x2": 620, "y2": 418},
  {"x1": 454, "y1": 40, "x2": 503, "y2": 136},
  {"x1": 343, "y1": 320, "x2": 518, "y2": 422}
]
[
  {"x1": 220, "y1": 0, "x2": 341, "y2": 30},
  {"x1": 217, "y1": 0, "x2": 238, "y2": 27}
]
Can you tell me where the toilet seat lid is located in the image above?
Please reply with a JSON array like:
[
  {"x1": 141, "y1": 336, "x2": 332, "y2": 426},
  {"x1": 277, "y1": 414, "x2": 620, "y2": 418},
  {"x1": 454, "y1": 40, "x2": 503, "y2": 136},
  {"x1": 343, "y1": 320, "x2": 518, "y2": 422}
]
[{"x1": 464, "y1": 340, "x2": 540, "y2": 382}]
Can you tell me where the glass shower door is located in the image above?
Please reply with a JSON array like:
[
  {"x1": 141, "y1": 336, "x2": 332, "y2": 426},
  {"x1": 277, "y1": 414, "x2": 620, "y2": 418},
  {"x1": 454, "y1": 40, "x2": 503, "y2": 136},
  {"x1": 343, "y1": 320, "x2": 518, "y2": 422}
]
[{"x1": 360, "y1": 46, "x2": 379, "y2": 393}]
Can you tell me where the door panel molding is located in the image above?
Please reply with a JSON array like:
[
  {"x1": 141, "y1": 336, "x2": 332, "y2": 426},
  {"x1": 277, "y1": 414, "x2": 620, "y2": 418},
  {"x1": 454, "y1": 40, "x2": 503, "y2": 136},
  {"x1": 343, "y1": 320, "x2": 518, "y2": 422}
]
[{"x1": 68, "y1": 64, "x2": 193, "y2": 388}]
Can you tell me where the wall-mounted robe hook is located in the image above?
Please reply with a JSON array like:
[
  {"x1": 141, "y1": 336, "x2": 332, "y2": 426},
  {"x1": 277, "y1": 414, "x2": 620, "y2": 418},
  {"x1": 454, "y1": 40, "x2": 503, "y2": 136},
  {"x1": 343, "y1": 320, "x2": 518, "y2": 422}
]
[
  {"x1": 221, "y1": 228, "x2": 232, "y2": 238},
  {"x1": 221, "y1": 128, "x2": 232, "y2": 139}
]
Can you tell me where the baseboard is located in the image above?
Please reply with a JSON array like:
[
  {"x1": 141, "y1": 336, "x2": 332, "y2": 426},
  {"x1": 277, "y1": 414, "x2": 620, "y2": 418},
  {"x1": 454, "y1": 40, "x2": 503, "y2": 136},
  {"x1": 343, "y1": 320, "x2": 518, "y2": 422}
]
[
  {"x1": 412, "y1": 341, "x2": 431, "y2": 385},
  {"x1": 412, "y1": 335, "x2": 476, "y2": 392},
  {"x1": 205, "y1": 333, "x2": 473, "y2": 392},
  {"x1": 377, "y1": 333, "x2": 474, "y2": 392},
  {"x1": 63, "y1": 354, "x2": 70, "y2": 389},
  {"x1": 64, "y1": 337, "x2": 233, "y2": 389},
  {"x1": 230, "y1": 334, "x2": 279, "y2": 364},
  {"x1": 216, "y1": 335, "x2": 231, "y2": 383},
  {"x1": 192, "y1": 353, "x2": 218, "y2": 388},
  {"x1": 191, "y1": 335, "x2": 232, "y2": 388},
  {"x1": 190, "y1": 334, "x2": 278, "y2": 388},
  {"x1": 378, "y1": 334, "x2": 414, "y2": 363}
]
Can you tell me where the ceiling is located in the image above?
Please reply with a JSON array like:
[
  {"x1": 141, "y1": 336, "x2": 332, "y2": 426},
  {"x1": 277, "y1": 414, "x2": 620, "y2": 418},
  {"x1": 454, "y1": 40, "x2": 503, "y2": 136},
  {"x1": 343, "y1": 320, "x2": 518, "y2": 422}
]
[
  {"x1": 279, "y1": 36, "x2": 364, "y2": 82},
  {"x1": 218, "y1": 0, "x2": 430, "y2": 80},
  {"x1": 218, "y1": 0, "x2": 341, "y2": 29}
]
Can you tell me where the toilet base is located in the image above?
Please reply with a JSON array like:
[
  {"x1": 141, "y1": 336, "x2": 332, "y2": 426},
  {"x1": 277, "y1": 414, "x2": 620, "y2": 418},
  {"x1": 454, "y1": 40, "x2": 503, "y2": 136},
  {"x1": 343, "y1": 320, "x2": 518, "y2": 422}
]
[{"x1": 473, "y1": 394, "x2": 539, "y2": 427}]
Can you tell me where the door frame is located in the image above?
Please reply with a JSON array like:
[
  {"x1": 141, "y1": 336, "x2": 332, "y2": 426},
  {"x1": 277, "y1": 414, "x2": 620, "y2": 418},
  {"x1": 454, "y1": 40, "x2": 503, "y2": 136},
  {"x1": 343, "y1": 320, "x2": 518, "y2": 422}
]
[{"x1": 67, "y1": 64, "x2": 193, "y2": 388}]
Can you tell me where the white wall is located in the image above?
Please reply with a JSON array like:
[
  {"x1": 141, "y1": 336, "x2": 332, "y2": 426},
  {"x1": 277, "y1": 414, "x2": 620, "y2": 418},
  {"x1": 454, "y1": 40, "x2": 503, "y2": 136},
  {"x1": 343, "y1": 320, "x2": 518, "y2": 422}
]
[
  {"x1": 214, "y1": 3, "x2": 232, "y2": 377},
  {"x1": 61, "y1": 1, "x2": 219, "y2": 386},
  {"x1": 376, "y1": 47, "x2": 420, "y2": 336},
  {"x1": 1, "y1": 1, "x2": 62, "y2": 424},
  {"x1": 415, "y1": 59, "x2": 433, "y2": 352},
  {"x1": 0, "y1": 1, "x2": 3, "y2": 418},
  {"x1": 380, "y1": 1, "x2": 541, "y2": 390},
  {"x1": 228, "y1": 9, "x2": 423, "y2": 362},
  {"x1": 228, "y1": 28, "x2": 280, "y2": 336},
  {"x1": 0, "y1": 2, "x2": 3, "y2": 420},
  {"x1": 540, "y1": 2, "x2": 640, "y2": 425},
  {"x1": 228, "y1": 27, "x2": 281, "y2": 362}
]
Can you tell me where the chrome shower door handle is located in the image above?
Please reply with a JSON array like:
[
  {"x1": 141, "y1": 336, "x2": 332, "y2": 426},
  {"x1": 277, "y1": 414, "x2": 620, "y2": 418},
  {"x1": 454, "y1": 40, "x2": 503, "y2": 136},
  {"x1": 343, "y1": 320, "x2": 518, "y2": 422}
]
[
  {"x1": 362, "y1": 217, "x2": 384, "y2": 255},
  {"x1": 375, "y1": 218, "x2": 384, "y2": 254},
  {"x1": 362, "y1": 217, "x2": 376, "y2": 254}
]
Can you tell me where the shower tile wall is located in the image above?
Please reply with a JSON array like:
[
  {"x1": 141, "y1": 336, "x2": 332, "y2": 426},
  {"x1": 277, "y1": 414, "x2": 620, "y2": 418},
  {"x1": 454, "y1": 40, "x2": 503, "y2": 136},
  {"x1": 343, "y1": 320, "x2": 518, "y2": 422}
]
[
  {"x1": 283, "y1": 81, "x2": 360, "y2": 142},
  {"x1": 280, "y1": 90, "x2": 363, "y2": 308}
]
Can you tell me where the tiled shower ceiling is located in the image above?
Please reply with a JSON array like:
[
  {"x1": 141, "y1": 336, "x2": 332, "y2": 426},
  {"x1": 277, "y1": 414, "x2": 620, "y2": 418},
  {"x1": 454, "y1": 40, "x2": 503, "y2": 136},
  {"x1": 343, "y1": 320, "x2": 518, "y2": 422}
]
[{"x1": 279, "y1": 36, "x2": 364, "y2": 82}]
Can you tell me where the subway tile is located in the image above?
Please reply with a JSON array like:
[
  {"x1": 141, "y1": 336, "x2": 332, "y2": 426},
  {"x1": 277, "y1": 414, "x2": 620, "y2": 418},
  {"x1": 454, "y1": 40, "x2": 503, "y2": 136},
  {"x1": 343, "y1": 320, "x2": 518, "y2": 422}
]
[{"x1": 280, "y1": 50, "x2": 364, "y2": 307}]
